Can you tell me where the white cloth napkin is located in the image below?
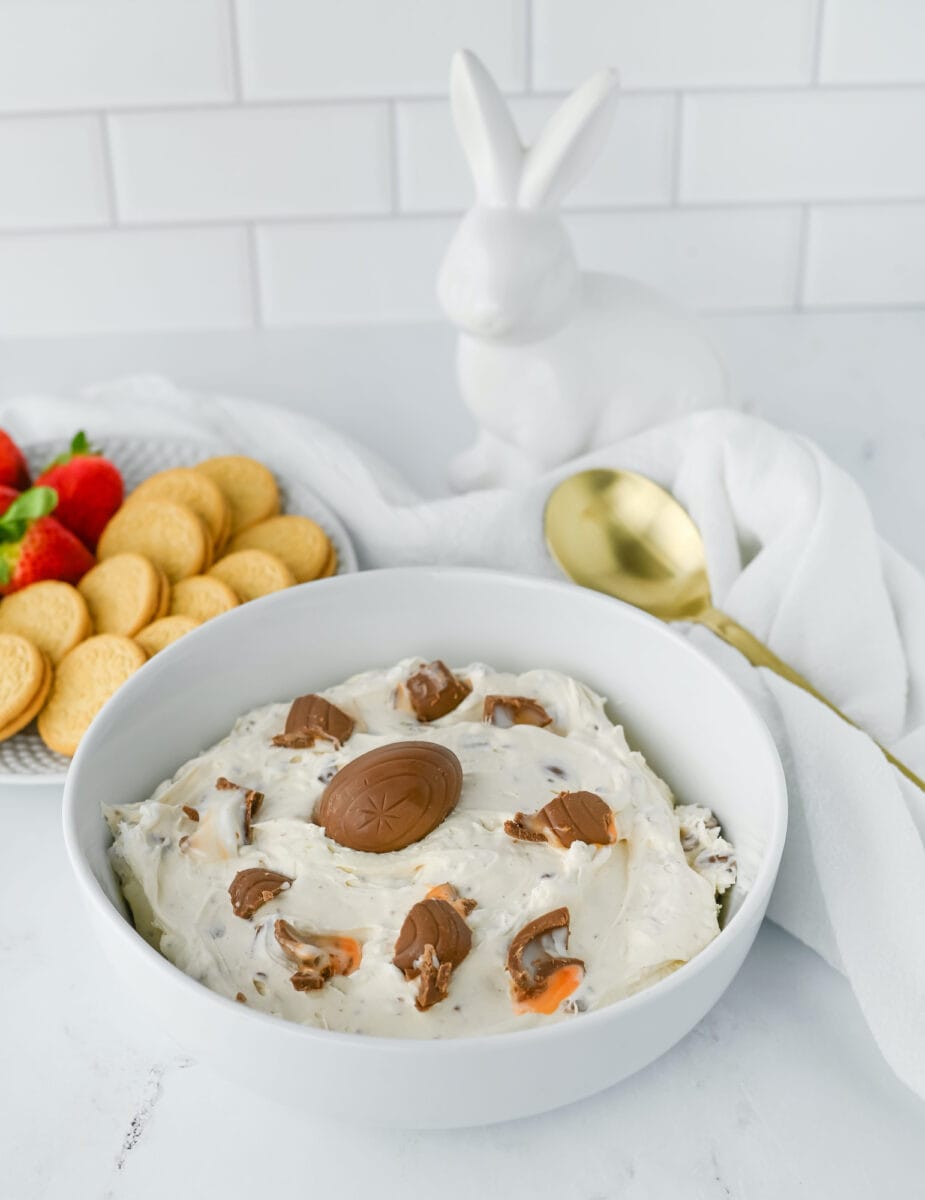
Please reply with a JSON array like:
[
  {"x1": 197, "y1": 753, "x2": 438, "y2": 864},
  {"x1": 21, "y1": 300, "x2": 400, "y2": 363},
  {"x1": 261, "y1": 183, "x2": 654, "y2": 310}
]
[{"x1": 7, "y1": 375, "x2": 925, "y2": 1098}]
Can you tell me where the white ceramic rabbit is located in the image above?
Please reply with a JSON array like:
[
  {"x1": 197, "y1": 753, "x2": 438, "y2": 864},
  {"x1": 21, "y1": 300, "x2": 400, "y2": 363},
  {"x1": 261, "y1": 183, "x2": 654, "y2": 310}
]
[{"x1": 438, "y1": 51, "x2": 729, "y2": 491}]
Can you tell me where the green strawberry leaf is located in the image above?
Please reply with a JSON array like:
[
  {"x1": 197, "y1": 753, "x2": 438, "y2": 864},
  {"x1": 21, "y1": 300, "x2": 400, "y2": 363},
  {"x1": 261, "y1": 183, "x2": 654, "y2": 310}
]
[
  {"x1": 4, "y1": 486, "x2": 57, "y2": 520},
  {"x1": 44, "y1": 429, "x2": 98, "y2": 469},
  {"x1": 0, "y1": 486, "x2": 57, "y2": 544}
]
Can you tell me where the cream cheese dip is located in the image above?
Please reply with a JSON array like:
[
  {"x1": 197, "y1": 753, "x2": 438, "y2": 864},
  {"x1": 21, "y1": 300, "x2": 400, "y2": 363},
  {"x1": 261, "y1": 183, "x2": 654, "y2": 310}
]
[{"x1": 104, "y1": 659, "x2": 736, "y2": 1038}]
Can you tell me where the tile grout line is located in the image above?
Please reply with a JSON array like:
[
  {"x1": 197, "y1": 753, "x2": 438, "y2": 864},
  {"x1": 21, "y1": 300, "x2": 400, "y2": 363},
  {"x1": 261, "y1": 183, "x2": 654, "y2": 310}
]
[
  {"x1": 4, "y1": 302, "x2": 924, "y2": 341},
  {"x1": 524, "y1": 0, "x2": 533, "y2": 92},
  {"x1": 812, "y1": 0, "x2": 828, "y2": 84},
  {"x1": 6, "y1": 197, "x2": 925, "y2": 240},
  {"x1": 226, "y1": 0, "x2": 245, "y2": 102},
  {"x1": 706, "y1": 300, "x2": 925, "y2": 316},
  {"x1": 670, "y1": 92, "x2": 684, "y2": 205},
  {"x1": 3, "y1": 80, "x2": 925, "y2": 124},
  {"x1": 98, "y1": 114, "x2": 120, "y2": 225},
  {"x1": 795, "y1": 205, "x2": 812, "y2": 309},
  {"x1": 144, "y1": 302, "x2": 925, "y2": 333},
  {"x1": 246, "y1": 222, "x2": 263, "y2": 328}
]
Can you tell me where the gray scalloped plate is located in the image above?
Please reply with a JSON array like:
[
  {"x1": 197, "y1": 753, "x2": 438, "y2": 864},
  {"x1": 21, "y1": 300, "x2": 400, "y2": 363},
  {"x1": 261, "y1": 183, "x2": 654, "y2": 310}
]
[{"x1": 1, "y1": 435, "x2": 357, "y2": 785}]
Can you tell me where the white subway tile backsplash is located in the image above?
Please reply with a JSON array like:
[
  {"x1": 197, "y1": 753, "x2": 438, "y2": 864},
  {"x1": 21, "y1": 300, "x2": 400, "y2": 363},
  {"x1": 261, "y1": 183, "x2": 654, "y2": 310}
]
[
  {"x1": 565, "y1": 207, "x2": 802, "y2": 310},
  {"x1": 0, "y1": 117, "x2": 109, "y2": 229},
  {"x1": 804, "y1": 204, "x2": 925, "y2": 306},
  {"x1": 110, "y1": 106, "x2": 391, "y2": 223},
  {"x1": 258, "y1": 218, "x2": 455, "y2": 324},
  {"x1": 396, "y1": 94, "x2": 675, "y2": 212},
  {"x1": 0, "y1": 228, "x2": 252, "y2": 337},
  {"x1": 236, "y1": 0, "x2": 526, "y2": 99},
  {"x1": 533, "y1": 0, "x2": 818, "y2": 90},
  {"x1": 0, "y1": 1, "x2": 233, "y2": 113},
  {"x1": 682, "y1": 91, "x2": 925, "y2": 203},
  {"x1": 0, "y1": 0, "x2": 918, "y2": 334},
  {"x1": 821, "y1": 0, "x2": 925, "y2": 84}
]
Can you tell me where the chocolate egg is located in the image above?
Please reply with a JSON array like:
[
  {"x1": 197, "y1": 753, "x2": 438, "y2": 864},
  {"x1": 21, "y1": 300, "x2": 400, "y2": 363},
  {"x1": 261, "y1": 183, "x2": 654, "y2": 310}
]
[{"x1": 316, "y1": 741, "x2": 463, "y2": 853}]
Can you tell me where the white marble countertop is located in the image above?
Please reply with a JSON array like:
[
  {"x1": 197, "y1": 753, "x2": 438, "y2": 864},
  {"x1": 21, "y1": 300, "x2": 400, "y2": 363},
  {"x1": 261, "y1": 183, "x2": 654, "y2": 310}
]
[{"x1": 2, "y1": 311, "x2": 924, "y2": 1198}]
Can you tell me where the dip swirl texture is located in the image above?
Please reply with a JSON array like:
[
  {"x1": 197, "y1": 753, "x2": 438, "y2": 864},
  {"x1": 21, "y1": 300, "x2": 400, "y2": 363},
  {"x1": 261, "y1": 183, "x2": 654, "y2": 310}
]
[{"x1": 104, "y1": 660, "x2": 735, "y2": 1038}]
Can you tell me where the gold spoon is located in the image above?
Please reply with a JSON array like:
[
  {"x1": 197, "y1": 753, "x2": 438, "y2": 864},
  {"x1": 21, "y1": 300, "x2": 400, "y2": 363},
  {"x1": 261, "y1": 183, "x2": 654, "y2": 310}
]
[{"x1": 544, "y1": 467, "x2": 924, "y2": 793}]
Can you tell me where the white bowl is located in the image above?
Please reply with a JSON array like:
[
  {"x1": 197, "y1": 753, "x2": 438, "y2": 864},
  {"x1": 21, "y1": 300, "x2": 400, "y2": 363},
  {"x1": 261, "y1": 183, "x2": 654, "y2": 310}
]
[{"x1": 63, "y1": 568, "x2": 786, "y2": 1129}]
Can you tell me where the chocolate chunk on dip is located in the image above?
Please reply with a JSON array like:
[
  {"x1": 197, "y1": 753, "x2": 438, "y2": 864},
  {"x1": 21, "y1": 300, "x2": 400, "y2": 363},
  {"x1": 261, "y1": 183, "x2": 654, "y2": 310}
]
[
  {"x1": 483, "y1": 695, "x2": 552, "y2": 728},
  {"x1": 228, "y1": 867, "x2": 293, "y2": 919},
  {"x1": 406, "y1": 661, "x2": 471, "y2": 721},
  {"x1": 274, "y1": 919, "x2": 362, "y2": 992},
  {"x1": 415, "y1": 946, "x2": 452, "y2": 1010},
  {"x1": 215, "y1": 776, "x2": 264, "y2": 844},
  {"x1": 394, "y1": 885, "x2": 476, "y2": 1010},
  {"x1": 272, "y1": 693, "x2": 355, "y2": 749},
  {"x1": 506, "y1": 908, "x2": 585, "y2": 1013},
  {"x1": 505, "y1": 790, "x2": 616, "y2": 849}
]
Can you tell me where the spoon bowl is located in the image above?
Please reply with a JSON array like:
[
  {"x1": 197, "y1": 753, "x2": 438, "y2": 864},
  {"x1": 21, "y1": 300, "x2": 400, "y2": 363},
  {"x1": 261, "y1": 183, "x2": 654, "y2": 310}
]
[{"x1": 544, "y1": 468, "x2": 711, "y2": 620}]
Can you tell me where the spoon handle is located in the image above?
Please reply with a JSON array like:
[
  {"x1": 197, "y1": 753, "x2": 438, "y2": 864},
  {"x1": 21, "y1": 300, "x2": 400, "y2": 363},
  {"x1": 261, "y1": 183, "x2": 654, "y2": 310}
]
[{"x1": 692, "y1": 605, "x2": 925, "y2": 794}]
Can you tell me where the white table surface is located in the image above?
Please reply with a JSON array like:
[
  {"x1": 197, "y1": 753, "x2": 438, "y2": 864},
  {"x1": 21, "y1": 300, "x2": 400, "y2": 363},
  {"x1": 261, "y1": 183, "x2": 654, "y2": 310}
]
[{"x1": 2, "y1": 312, "x2": 924, "y2": 1199}]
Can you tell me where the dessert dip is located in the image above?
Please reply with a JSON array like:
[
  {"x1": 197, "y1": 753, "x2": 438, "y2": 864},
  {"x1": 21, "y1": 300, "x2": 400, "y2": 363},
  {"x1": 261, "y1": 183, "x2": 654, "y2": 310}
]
[{"x1": 104, "y1": 658, "x2": 736, "y2": 1038}]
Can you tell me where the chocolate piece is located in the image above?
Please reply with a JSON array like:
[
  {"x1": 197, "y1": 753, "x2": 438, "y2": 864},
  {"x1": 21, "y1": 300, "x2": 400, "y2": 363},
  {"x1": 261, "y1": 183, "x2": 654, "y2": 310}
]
[
  {"x1": 506, "y1": 908, "x2": 584, "y2": 1004},
  {"x1": 503, "y1": 816, "x2": 548, "y2": 843},
  {"x1": 540, "y1": 791, "x2": 615, "y2": 848},
  {"x1": 415, "y1": 945, "x2": 452, "y2": 1010},
  {"x1": 274, "y1": 919, "x2": 361, "y2": 992},
  {"x1": 393, "y1": 885, "x2": 476, "y2": 1011},
  {"x1": 393, "y1": 898, "x2": 473, "y2": 979},
  {"x1": 181, "y1": 805, "x2": 199, "y2": 822},
  {"x1": 215, "y1": 776, "x2": 264, "y2": 844},
  {"x1": 272, "y1": 693, "x2": 355, "y2": 749},
  {"x1": 228, "y1": 867, "x2": 293, "y2": 919},
  {"x1": 406, "y1": 661, "x2": 471, "y2": 722},
  {"x1": 243, "y1": 789, "x2": 263, "y2": 843},
  {"x1": 483, "y1": 695, "x2": 552, "y2": 728},
  {"x1": 316, "y1": 741, "x2": 462, "y2": 853},
  {"x1": 289, "y1": 970, "x2": 327, "y2": 992},
  {"x1": 504, "y1": 791, "x2": 616, "y2": 849}
]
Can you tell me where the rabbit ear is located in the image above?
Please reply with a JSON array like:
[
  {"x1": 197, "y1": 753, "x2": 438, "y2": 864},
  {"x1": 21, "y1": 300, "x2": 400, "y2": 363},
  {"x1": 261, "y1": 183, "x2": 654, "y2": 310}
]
[
  {"x1": 450, "y1": 49, "x2": 523, "y2": 206},
  {"x1": 517, "y1": 68, "x2": 619, "y2": 210}
]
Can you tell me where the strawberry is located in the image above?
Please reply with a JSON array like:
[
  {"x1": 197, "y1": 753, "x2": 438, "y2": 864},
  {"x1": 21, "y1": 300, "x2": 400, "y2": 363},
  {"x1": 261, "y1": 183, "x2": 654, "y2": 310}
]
[
  {"x1": 0, "y1": 429, "x2": 31, "y2": 490},
  {"x1": 35, "y1": 431, "x2": 123, "y2": 551},
  {"x1": 0, "y1": 484, "x2": 21, "y2": 513},
  {"x1": 0, "y1": 487, "x2": 95, "y2": 595}
]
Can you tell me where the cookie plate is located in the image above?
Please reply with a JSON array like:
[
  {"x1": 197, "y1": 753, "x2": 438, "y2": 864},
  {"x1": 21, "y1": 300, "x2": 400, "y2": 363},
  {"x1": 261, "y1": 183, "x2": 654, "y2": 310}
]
[{"x1": 0, "y1": 435, "x2": 358, "y2": 785}]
